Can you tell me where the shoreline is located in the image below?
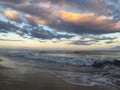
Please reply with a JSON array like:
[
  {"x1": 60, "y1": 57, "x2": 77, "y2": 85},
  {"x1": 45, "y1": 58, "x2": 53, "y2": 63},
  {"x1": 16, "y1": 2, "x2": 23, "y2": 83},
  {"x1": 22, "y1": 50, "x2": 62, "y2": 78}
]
[{"x1": 0, "y1": 55, "x2": 120, "y2": 90}]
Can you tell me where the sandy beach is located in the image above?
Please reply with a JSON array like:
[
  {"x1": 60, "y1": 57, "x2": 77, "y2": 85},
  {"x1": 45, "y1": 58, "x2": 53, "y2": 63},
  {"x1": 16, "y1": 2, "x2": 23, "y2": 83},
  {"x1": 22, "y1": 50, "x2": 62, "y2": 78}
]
[
  {"x1": 0, "y1": 69, "x2": 107, "y2": 90},
  {"x1": 0, "y1": 54, "x2": 119, "y2": 90}
]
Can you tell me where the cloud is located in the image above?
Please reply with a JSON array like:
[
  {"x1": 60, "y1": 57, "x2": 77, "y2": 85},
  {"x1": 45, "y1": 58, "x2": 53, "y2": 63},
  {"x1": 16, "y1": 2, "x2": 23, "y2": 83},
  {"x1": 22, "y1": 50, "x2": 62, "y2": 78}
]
[
  {"x1": 0, "y1": 1, "x2": 56, "y2": 21},
  {"x1": 105, "y1": 41, "x2": 116, "y2": 44},
  {"x1": 49, "y1": 10, "x2": 120, "y2": 34},
  {"x1": 48, "y1": 0, "x2": 120, "y2": 20},
  {"x1": 0, "y1": 0, "x2": 120, "y2": 36},
  {"x1": 35, "y1": 0, "x2": 114, "y2": 17},
  {"x1": 0, "y1": 20, "x2": 74, "y2": 40},
  {"x1": 2, "y1": 6, "x2": 120, "y2": 34},
  {"x1": 70, "y1": 40, "x2": 95, "y2": 45},
  {"x1": 69, "y1": 36, "x2": 117, "y2": 45},
  {"x1": 0, "y1": 0, "x2": 23, "y2": 4},
  {"x1": 59, "y1": 10, "x2": 110, "y2": 24},
  {"x1": 3, "y1": 10, "x2": 21, "y2": 22},
  {"x1": 29, "y1": 26, "x2": 74, "y2": 40},
  {"x1": 24, "y1": 9, "x2": 120, "y2": 34},
  {"x1": 105, "y1": 0, "x2": 120, "y2": 21},
  {"x1": 0, "y1": 38, "x2": 23, "y2": 42},
  {"x1": 0, "y1": 0, "x2": 119, "y2": 19},
  {"x1": 0, "y1": 21, "x2": 19, "y2": 33},
  {"x1": 0, "y1": 0, "x2": 58, "y2": 26},
  {"x1": 25, "y1": 14, "x2": 48, "y2": 25}
]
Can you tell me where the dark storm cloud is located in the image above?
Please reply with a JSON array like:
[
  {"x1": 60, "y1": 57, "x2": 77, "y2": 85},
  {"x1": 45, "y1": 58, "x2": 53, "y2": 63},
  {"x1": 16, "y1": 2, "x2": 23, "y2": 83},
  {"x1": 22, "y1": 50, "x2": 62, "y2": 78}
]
[
  {"x1": 0, "y1": 0, "x2": 120, "y2": 35},
  {"x1": 49, "y1": 21, "x2": 113, "y2": 34},
  {"x1": 49, "y1": 0, "x2": 120, "y2": 19},
  {"x1": 0, "y1": 1, "x2": 52, "y2": 18},
  {"x1": 0, "y1": 0, "x2": 119, "y2": 19},
  {"x1": 49, "y1": 19, "x2": 120, "y2": 34},
  {"x1": 0, "y1": 20, "x2": 74, "y2": 40},
  {"x1": 69, "y1": 36, "x2": 117, "y2": 45},
  {"x1": 0, "y1": 21, "x2": 19, "y2": 33},
  {"x1": 18, "y1": 5, "x2": 52, "y2": 20},
  {"x1": 44, "y1": 0, "x2": 112, "y2": 16},
  {"x1": 29, "y1": 27, "x2": 74, "y2": 39},
  {"x1": 0, "y1": 0, "x2": 56, "y2": 25},
  {"x1": 70, "y1": 40, "x2": 95, "y2": 45},
  {"x1": 0, "y1": 0, "x2": 116, "y2": 18},
  {"x1": 92, "y1": 36, "x2": 117, "y2": 41}
]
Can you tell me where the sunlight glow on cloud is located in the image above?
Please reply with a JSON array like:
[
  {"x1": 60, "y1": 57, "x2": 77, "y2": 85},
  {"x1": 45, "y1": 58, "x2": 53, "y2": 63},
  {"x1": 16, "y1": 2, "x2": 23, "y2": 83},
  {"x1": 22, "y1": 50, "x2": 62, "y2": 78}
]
[
  {"x1": 3, "y1": 10, "x2": 20, "y2": 21},
  {"x1": 57, "y1": 10, "x2": 120, "y2": 34}
]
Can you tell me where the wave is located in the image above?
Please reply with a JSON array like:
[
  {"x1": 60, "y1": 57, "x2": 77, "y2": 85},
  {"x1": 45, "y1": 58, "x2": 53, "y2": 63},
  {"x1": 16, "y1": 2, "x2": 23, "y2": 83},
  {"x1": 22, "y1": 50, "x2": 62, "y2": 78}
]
[{"x1": 23, "y1": 53, "x2": 120, "y2": 67}]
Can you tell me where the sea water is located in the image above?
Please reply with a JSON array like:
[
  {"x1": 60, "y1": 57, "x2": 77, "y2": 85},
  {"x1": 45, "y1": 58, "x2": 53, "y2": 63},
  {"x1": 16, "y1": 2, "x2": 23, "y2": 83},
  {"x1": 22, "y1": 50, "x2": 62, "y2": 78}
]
[{"x1": 0, "y1": 50, "x2": 120, "y2": 89}]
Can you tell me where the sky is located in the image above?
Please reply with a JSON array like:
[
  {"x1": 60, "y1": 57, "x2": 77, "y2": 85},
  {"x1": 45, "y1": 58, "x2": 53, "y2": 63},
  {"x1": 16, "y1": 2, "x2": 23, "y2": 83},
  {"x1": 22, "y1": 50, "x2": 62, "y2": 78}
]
[{"x1": 0, "y1": 0, "x2": 120, "y2": 50}]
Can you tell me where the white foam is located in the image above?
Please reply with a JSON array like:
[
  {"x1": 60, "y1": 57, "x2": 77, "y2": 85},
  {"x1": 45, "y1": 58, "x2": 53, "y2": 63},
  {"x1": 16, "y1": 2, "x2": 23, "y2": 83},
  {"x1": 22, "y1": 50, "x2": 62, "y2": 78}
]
[
  {"x1": 24, "y1": 53, "x2": 95, "y2": 66},
  {"x1": 53, "y1": 71, "x2": 119, "y2": 87}
]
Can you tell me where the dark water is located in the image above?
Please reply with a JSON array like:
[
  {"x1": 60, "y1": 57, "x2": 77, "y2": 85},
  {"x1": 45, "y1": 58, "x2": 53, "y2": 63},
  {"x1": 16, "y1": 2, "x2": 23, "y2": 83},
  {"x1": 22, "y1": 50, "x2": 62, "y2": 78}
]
[{"x1": 44, "y1": 51, "x2": 120, "y2": 59}]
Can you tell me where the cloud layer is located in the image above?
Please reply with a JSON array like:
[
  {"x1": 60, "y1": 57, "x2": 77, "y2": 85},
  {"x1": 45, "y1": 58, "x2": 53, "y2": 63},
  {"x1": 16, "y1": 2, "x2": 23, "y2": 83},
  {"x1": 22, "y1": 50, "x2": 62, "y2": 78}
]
[{"x1": 0, "y1": 0, "x2": 120, "y2": 44}]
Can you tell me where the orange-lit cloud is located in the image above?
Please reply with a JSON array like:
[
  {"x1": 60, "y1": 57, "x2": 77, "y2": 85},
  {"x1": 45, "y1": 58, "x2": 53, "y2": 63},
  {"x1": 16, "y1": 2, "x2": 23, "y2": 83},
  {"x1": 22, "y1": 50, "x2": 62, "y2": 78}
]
[
  {"x1": 60, "y1": 10, "x2": 95, "y2": 24},
  {"x1": 59, "y1": 10, "x2": 112, "y2": 25},
  {"x1": 3, "y1": 10, "x2": 20, "y2": 21},
  {"x1": 57, "y1": 10, "x2": 120, "y2": 33}
]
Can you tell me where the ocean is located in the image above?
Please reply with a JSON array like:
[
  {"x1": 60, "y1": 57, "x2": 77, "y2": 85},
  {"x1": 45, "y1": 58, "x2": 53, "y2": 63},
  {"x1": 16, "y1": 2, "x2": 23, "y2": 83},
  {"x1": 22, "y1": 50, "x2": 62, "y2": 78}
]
[{"x1": 0, "y1": 50, "x2": 120, "y2": 90}]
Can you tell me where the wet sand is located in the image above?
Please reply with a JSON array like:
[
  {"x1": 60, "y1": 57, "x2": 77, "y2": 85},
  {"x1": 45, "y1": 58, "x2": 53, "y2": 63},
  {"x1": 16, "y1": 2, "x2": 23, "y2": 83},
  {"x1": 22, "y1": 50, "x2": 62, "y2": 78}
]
[
  {"x1": 0, "y1": 69, "x2": 108, "y2": 90},
  {"x1": 0, "y1": 56, "x2": 119, "y2": 90}
]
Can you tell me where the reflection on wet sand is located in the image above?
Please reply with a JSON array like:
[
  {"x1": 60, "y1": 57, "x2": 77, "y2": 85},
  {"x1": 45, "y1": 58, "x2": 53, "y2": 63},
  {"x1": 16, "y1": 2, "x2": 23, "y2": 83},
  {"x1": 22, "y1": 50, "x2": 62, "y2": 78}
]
[{"x1": 0, "y1": 69, "x2": 107, "y2": 90}]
